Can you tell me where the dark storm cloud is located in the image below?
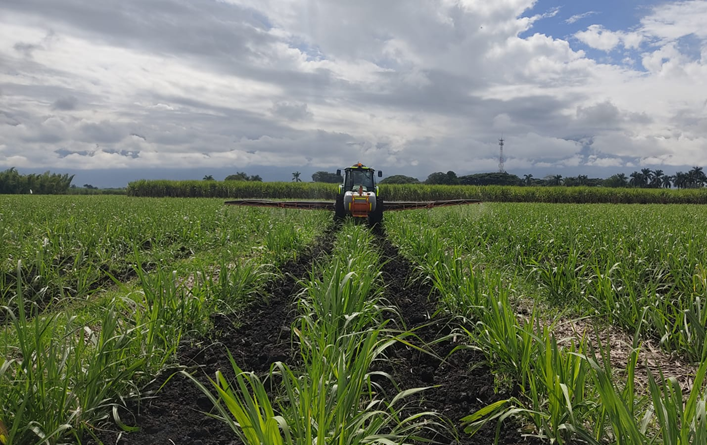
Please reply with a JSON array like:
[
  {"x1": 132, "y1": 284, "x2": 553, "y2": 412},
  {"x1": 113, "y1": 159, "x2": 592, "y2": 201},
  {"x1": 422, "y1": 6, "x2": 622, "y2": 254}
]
[
  {"x1": 504, "y1": 95, "x2": 581, "y2": 132},
  {"x1": 13, "y1": 42, "x2": 41, "y2": 57},
  {"x1": 270, "y1": 101, "x2": 313, "y2": 121},
  {"x1": 21, "y1": 123, "x2": 66, "y2": 144},
  {"x1": 0, "y1": 111, "x2": 21, "y2": 127},
  {"x1": 576, "y1": 101, "x2": 621, "y2": 127},
  {"x1": 574, "y1": 101, "x2": 654, "y2": 133},
  {"x1": 12, "y1": 30, "x2": 56, "y2": 58},
  {"x1": 2, "y1": 80, "x2": 99, "y2": 114},
  {"x1": 147, "y1": 94, "x2": 302, "y2": 142},
  {"x1": 671, "y1": 108, "x2": 707, "y2": 135},
  {"x1": 351, "y1": 68, "x2": 582, "y2": 134},
  {"x1": 52, "y1": 95, "x2": 78, "y2": 110},
  {"x1": 79, "y1": 121, "x2": 125, "y2": 143},
  {"x1": 4, "y1": 0, "x2": 343, "y2": 106},
  {"x1": 4, "y1": 0, "x2": 275, "y2": 71},
  {"x1": 357, "y1": 69, "x2": 485, "y2": 114}
]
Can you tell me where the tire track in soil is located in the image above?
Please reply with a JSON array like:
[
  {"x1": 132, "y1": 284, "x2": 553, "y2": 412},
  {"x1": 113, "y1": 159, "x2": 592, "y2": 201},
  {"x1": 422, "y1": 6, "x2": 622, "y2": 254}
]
[
  {"x1": 372, "y1": 227, "x2": 542, "y2": 445},
  {"x1": 86, "y1": 224, "x2": 340, "y2": 445}
]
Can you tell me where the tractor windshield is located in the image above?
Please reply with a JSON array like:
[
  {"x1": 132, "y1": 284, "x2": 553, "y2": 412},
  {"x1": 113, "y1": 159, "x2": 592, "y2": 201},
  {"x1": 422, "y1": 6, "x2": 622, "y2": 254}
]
[{"x1": 346, "y1": 169, "x2": 374, "y2": 191}]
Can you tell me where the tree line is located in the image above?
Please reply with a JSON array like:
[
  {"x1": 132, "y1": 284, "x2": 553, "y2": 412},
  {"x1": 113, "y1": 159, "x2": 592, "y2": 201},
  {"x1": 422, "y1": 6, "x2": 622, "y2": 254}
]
[
  {"x1": 0, "y1": 168, "x2": 75, "y2": 194},
  {"x1": 377, "y1": 167, "x2": 707, "y2": 189},
  {"x1": 203, "y1": 172, "x2": 263, "y2": 182}
]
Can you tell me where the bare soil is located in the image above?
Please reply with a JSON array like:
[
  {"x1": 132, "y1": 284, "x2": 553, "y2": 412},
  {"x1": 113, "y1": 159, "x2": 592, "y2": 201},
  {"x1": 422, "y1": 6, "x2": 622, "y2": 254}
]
[
  {"x1": 371, "y1": 228, "x2": 541, "y2": 445},
  {"x1": 85, "y1": 224, "x2": 541, "y2": 445}
]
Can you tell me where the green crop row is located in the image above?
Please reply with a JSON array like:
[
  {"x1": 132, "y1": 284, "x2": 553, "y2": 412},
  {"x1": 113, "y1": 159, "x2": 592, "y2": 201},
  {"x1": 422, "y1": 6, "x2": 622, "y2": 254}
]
[
  {"x1": 126, "y1": 179, "x2": 707, "y2": 203},
  {"x1": 388, "y1": 203, "x2": 707, "y2": 361},
  {"x1": 191, "y1": 222, "x2": 438, "y2": 444},
  {"x1": 0, "y1": 199, "x2": 328, "y2": 444},
  {"x1": 386, "y1": 220, "x2": 707, "y2": 444},
  {"x1": 0, "y1": 196, "x2": 326, "y2": 313}
]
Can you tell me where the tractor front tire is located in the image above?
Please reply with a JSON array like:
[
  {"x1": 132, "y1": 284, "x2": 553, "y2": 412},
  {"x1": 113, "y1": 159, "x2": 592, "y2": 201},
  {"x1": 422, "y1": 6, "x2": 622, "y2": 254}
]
[
  {"x1": 368, "y1": 198, "x2": 383, "y2": 227},
  {"x1": 334, "y1": 195, "x2": 346, "y2": 221}
]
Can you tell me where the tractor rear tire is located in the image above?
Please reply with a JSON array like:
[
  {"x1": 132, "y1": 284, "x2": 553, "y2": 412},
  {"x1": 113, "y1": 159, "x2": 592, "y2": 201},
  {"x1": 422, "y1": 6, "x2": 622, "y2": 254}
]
[
  {"x1": 334, "y1": 195, "x2": 346, "y2": 221},
  {"x1": 368, "y1": 198, "x2": 383, "y2": 227}
]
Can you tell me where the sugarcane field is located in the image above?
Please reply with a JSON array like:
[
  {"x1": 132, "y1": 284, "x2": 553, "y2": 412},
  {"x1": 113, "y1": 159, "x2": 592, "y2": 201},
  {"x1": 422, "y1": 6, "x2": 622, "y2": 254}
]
[
  {"x1": 6, "y1": 0, "x2": 707, "y2": 442},
  {"x1": 2, "y1": 189, "x2": 707, "y2": 445}
]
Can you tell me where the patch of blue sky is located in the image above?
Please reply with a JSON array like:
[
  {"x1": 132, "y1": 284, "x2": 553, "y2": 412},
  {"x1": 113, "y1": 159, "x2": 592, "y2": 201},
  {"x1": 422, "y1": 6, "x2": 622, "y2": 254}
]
[
  {"x1": 372, "y1": 56, "x2": 400, "y2": 70},
  {"x1": 250, "y1": 10, "x2": 273, "y2": 30},
  {"x1": 289, "y1": 39, "x2": 326, "y2": 61},
  {"x1": 675, "y1": 33, "x2": 705, "y2": 62},
  {"x1": 517, "y1": 0, "x2": 673, "y2": 71},
  {"x1": 519, "y1": 0, "x2": 663, "y2": 48}
]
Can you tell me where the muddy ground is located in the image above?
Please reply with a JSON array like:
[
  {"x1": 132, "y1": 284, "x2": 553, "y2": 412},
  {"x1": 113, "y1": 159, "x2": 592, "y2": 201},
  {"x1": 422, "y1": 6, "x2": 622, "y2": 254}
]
[{"x1": 86, "y1": 224, "x2": 541, "y2": 445}]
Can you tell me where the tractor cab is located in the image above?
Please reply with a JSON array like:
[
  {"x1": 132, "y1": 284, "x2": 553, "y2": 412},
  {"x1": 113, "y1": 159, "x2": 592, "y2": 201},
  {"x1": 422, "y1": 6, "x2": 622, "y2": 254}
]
[
  {"x1": 335, "y1": 163, "x2": 384, "y2": 224},
  {"x1": 337, "y1": 163, "x2": 382, "y2": 195}
]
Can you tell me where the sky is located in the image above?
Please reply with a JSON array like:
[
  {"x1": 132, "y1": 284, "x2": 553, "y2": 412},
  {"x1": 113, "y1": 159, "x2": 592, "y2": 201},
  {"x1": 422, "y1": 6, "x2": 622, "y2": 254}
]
[{"x1": 1, "y1": 0, "x2": 706, "y2": 186}]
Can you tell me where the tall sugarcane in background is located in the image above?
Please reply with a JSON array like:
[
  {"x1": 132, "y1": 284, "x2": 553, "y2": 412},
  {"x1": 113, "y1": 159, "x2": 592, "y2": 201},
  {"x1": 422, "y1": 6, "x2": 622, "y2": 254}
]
[{"x1": 226, "y1": 163, "x2": 481, "y2": 226}]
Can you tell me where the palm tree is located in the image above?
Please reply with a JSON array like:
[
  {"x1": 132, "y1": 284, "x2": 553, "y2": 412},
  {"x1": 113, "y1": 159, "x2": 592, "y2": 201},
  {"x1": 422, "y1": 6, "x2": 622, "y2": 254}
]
[
  {"x1": 640, "y1": 168, "x2": 653, "y2": 188},
  {"x1": 577, "y1": 174, "x2": 589, "y2": 186},
  {"x1": 662, "y1": 174, "x2": 673, "y2": 189},
  {"x1": 292, "y1": 171, "x2": 302, "y2": 182},
  {"x1": 629, "y1": 171, "x2": 643, "y2": 188},
  {"x1": 651, "y1": 169, "x2": 664, "y2": 188},
  {"x1": 550, "y1": 175, "x2": 563, "y2": 186},
  {"x1": 688, "y1": 166, "x2": 706, "y2": 188},
  {"x1": 523, "y1": 174, "x2": 533, "y2": 186},
  {"x1": 674, "y1": 172, "x2": 687, "y2": 189}
]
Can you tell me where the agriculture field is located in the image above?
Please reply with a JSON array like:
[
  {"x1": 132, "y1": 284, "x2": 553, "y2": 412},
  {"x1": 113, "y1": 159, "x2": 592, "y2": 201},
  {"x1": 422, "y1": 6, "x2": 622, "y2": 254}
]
[
  {"x1": 2, "y1": 197, "x2": 707, "y2": 445},
  {"x1": 388, "y1": 203, "x2": 707, "y2": 360},
  {"x1": 0, "y1": 196, "x2": 329, "y2": 444},
  {"x1": 127, "y1": 179, "x2": 707, "y2": 204},
  {"x1": 0, "y1": 196, "x2": 322, "y2": 311}
]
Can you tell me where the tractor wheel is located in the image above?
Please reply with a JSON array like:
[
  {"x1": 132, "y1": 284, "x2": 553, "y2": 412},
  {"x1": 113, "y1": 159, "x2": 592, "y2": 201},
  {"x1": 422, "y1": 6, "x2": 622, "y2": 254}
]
[
  {"x1": 368, "y1": 198, "x2": 383, "y2": 227},
  {"x1": 334, "y1": 195, "x2": 346, "y2": 221}
]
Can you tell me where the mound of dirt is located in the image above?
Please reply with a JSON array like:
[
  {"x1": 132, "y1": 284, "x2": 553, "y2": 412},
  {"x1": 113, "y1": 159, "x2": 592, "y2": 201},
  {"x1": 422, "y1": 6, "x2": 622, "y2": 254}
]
[{"x1": 372, "y1": 229, "x2": 541, "y2": 445}]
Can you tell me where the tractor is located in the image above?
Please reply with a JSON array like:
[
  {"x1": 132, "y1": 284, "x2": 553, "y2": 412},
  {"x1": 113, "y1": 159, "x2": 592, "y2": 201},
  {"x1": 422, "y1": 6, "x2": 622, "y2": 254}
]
[
  {"x1": 334, "y1": 163, "x2": 384, "y2": 225},
  {"x1": 224, "y1": 163, "x2": 480, "y2": 226}
]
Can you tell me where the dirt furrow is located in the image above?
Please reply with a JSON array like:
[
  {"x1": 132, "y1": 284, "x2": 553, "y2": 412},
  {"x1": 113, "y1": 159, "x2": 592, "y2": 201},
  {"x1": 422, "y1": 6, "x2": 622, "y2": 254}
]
[
  {"x1": 86, "y1": 225, "x2": 339, "y2": 445},
  {"x1": 372, "y1": 228, "x2": 541, "y2": 445}
]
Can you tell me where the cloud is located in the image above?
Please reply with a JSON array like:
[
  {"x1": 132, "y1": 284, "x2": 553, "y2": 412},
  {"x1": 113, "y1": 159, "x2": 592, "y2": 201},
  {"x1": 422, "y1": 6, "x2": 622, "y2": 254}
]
[
  {"x1": 12, "y1": 30, "x2": 56, "y2": 58},
  {"x1": 641, "y1": 43, "x2": 686, "y2": 73},
  {"x1": 103, "y1": 148, "x2": 139, "y2": 158},
  {"x1": 270, "y1": 101, "x2": 313, "y2": 121},
  {"x1": 0, "y1": 0, "x2": 705, "y2": 179},
  {"x1": 574, "y1": 1, "x2": 707, "y2": 54},
  {"x1": 52, "y1": 95, "x2": 78, "y2": 110},
  {"x1": 576, "y1": 101, "x2": 621, "y2": 127},
  {"x1": 55, "y1": 148, "x2": 93, "y2": 158},
  {"x1": 79, "y1": 121, "x2": 125, "y2": 144},
  {"x1": 575, "y1": 25, "x2": 643, "y2": 51},
  {"x1": 565, "y1": 11, "x2": 598, "y2": 25},
  {"x1": 640, "y1": 0, "x2": 707, "y2": 42},
  {"x1": 13, "y1": 42, "x2": 41, "y2": 57}
]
